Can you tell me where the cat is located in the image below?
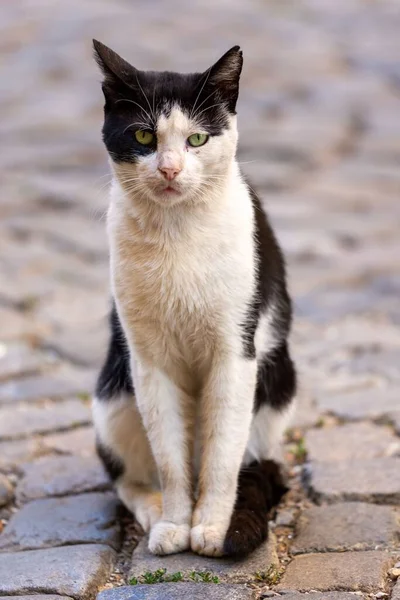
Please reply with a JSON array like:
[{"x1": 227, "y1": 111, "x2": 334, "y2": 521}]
[{"x1": 92, "y1": 39, "x2": 296, "y2": 558}]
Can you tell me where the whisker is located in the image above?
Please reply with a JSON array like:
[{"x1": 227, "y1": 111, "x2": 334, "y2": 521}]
[
  {"x1": 152, "y1": 81, "x2": 157, "y2": 123},
  {"x1": 190, "y1": 67, "x2": 212, "y2": 120},
  {"x1": 122, "y1": 122, "x2": 150, "y2": 135},
  {"x1": 193, "y1": 103, "x2": 225, "y2": 121},
  {"x1": 115, "y1": 98, "x2": 153, "y2": 123},
  {"x1": 94, "y1": 173, "x2": 113, "y2": 182},
  {"x1": 191, "y1": 88, "x2": 219, "y2": 120},
  {"x1": 135, "y1": 72, "x2": 155, "y2": 123},
  {"x1": 97, "y1": 180, "x2": 113, "y2": 193}
]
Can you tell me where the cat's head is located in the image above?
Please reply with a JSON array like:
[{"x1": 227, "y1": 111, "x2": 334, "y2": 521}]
[{"x1": 94, "y1": 40, "x2": 242, "y2": 206}]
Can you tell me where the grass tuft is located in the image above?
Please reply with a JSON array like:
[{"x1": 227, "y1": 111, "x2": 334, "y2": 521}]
[
  {"x1": 292, "y1": 436, "x2": 307, "y2": 462},
  {"x1": 189, "y1": 570, "x2": 220, "y2": 583},
  {"x1": 129, "y1": 569, "x2": 185, "y2": 585}
]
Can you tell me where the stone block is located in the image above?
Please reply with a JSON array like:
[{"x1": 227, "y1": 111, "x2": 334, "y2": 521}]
[
  {"x1": 16, "y1": 455, "x2": 110, "y2": 503},
  {"x1": 277, "y1": 551, "x2": 392, "y2": 592},
  {"x1": 0, "y1": 544, "x2": 116, "y2": 598},
  {"x1": 0, "y1": 492, "x2": 120, "y2": 551}
]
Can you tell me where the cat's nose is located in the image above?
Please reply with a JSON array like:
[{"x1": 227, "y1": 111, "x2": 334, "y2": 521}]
[{"x1": 158, "y1": 166, "x2": 181, "y2": 181}]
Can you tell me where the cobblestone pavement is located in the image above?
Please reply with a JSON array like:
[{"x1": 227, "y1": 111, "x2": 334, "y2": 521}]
[{"x1": 1, "y1": 0, "x2": 400, "y2": 598}]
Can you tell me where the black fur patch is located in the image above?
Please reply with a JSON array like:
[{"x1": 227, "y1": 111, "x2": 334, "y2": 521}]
[
  {"x1": 96, "y1": 439, "x2": 125, "y2": 481},
  {"x1": 93, "y1": 40, "x2": 242, "y2": 164},
  {"x1": 254, "y1": 342, "x2": 297, "y2": 412},
  {"x1": 242, "y1": 182, "x2": 292, "y2": 361},
  {"x1": 95, "y1": 304, "x2": 133, "y2": 400},
  {"x1": 224, "y1": 460, "x2": 288, "y2": 557}
]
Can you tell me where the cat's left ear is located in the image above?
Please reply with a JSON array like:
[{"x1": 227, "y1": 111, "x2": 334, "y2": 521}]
[{"x1": 205, "y1": 46, "x2": 243, "y2": 113}]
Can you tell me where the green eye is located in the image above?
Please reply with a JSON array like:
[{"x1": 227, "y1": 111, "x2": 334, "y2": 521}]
[
  {"x1": 187, "y1": 133, "x2": 209, "y2": 147},
  {"x1": 134, "y1": 130, "x2": 154, "y2": 145}
]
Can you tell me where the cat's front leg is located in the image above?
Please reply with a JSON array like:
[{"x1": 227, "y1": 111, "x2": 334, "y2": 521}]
[
  {"x1": 191, "y1": 355, "x2": 257, "y2": 557},
  {"x1": 134, "y1": 362, "x2": 194, "y2": 555}
]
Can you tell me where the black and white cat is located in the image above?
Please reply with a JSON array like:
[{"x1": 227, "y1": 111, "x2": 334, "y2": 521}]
[{"x1": 92, "y1": 40, "x2": 296, "y2": 558}]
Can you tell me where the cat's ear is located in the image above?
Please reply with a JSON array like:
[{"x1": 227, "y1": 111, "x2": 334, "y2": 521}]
[
  {"x1": 205, "y1": 46, "x2": 243, "y2": 113},
  {"x1": 93, "y1": 39, "x2": 138, "y2": 104}
]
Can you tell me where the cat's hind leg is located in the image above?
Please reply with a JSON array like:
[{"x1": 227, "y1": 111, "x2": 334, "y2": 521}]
[
  {"x1": 246, "y1": 341, "x2": 296, "y2": 463},
  {"x1": 93, "y1": 305, "x2": 161, "y2": 532},
  {"x1": 93, "y1": 392, "x2": 162, "y2": 533}
]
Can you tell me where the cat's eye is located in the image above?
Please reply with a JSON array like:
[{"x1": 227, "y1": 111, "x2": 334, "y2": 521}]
[
  {"x1": 187, "y1": 133, "x2": 209, "y2": 147},
  {"x1": 135, "y1": 130, "x2": 154, "y2": 145}
]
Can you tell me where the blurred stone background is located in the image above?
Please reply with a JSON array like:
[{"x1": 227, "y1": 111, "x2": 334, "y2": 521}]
[{"x1": 0, "y1": 1, "x2": 399, "y2": 598}]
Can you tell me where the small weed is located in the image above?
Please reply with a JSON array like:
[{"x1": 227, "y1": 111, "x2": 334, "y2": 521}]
[
  {"x1": 292, "y1": 437, "x2": 307, "y2": 462},
  {"x1": 129, "y1": 569, "x2": 184, "y2": 585},
  {"x1": 254, "y1": 564, "x2": 283, "y2": 585},
  {"x1": 166, "y1": 572, "x2": 184, "y2": 582},
  {"x1": 142, "y1": 569, "x2": 167, "y2": 584},
  {"x1": 189, "y1": 570, "x2": 219, "y2": 583},
  {"x1": 77, "y1": 392, "x2": 91, "y2": 403}
]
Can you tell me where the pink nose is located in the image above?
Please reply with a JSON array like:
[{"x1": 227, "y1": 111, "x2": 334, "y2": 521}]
[{"x1": 158, "y1": 166, "x2": 181, "y2": 181}]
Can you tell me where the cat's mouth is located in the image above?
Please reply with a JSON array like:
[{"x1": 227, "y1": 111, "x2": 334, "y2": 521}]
[{"x1": 156, "y1": 184, "x2": 182, "y2": 197}]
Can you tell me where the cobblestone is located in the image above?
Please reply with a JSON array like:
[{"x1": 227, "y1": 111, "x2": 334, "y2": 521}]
[
  {"x1": 273, "y1": 595, "x2": 360, "y2": 600},
  {"x1": 0, "y1": 343, "x2": 50, "y2": 382},
  {"x1": 0, "y1": 492, "x2": 121, "y2": 551},
  {"x1": 129, "y1": 535, "x2": 277, "y2": 584},
  {"x1": 393, "y1": 580, "x2": 400, "y2": 600},
  {"x1": 41, "y1": 426, "x2": 96, "y2": 456},
  {"x1": 0, "y1": 597, "x2": 72, "y2": 600},
  {"x1": 0, "y1": 544, "x2": 116, "y2": 598},
  {"x1": 0, "y1": 307, "x2": 50, "y2": 342},
  {"x1": 0, "y1": 438, "x2": 44, "y2": 473},
  {"x1": 1, "y1": 0, "x2": 400, "y2": 597},
  {"x1": 291, "y1": 503, "x2": 399, "y2": 554},
  {"x1": 276, "y1": 551, "x2": 392, "y2": 593},
  {"x1": 0, "y1": 367, "x2": 96, "y2": 405},
  {"x1": 0, "y1": 399, "x2": 91, "y2": 440},
  {"x1": 46, "y1": 325, "x2": 108, "y2": 368},
  {"x1": 16, "y1": 455, "x2": 110, "y2": 503},
  {"x1": 318, "y1": 387, "x2": 400, "y2": 420},
  {"x1": 305, "y1": 423, "x2": 400, "y2": 463},
  {"x1": 305, "y1": 457, "x2": 400, "y2": 504},
  {"x1": 98, "y1": 585, "x2": 255, "y2": 600}
]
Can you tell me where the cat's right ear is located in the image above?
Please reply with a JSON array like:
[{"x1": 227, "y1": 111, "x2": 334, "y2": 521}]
[{"x1": 93, "y1": 39, "x2": 138, "y2": 104}]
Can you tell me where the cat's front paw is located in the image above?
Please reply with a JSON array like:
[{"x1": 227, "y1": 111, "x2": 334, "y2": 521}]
[
  {"x1": 148, "y1": 521, "x2": 191, "y2": 555},
  {"x1": 190, "y1": 524, "x2": 226, "y2": 557}
]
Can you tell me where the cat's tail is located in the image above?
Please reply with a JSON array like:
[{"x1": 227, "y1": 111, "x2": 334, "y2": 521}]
[{"x1": 223, "y1": 460, "x2": 288, "y2": 557}]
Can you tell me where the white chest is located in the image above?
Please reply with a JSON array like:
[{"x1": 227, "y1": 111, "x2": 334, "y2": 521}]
[{"x1": 108, "y1": 182, "x2": 256, "y2": 384}]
